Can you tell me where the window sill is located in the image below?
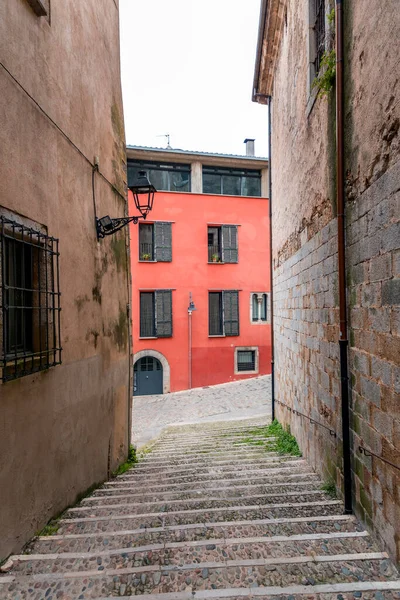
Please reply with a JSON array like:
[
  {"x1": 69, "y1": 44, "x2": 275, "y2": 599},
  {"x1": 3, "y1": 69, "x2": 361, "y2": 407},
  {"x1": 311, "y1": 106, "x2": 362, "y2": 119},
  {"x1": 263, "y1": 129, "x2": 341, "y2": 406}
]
[
  {"x1": 139, "y1": 260, "x2": 157, "y2": 263},
  {"x1": 251, "y1": 321, "x2": 269, "y2": 325},
  {"x1": 139, "y1": 336, "x2": 158, "y2": 340},
  {"x1": 236, "y1": 370, "x2": 258, "y2": 375},
  {"x1": 208, "y1": 261, "x2": 225, "y2": 265},
  {"x1": 306, "y1": 85, "x2": 318, "y2": 118},
  {"x1": 208, "y1": 334, "x2": 225, "y2": 338}
]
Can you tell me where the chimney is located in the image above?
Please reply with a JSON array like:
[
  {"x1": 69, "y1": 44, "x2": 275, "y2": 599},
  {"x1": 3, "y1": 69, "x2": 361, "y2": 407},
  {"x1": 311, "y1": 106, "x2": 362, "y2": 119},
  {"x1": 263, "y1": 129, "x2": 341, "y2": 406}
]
[{"x1": 243, "y1": 138, "x2": 255, "y2": 156}]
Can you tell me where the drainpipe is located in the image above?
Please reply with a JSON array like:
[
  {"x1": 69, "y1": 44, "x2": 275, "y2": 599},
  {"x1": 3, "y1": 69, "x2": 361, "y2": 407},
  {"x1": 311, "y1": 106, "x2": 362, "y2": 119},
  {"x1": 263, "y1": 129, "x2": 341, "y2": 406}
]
[
  {"x1": 267, "y1": 96, "x2": 275, "y2": 422},
  {"x1": 336, "y1": 0, "x2": 352, "y2": 514}
]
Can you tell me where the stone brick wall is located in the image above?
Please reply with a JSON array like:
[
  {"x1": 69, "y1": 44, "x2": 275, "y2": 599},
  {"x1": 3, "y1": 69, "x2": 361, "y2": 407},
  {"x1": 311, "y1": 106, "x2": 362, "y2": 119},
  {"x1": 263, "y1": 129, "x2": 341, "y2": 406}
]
[
  {"x1": 261, "y1": 0, "x2": 400, "y2": 563},
  {"x1": 347, "y1": 159, "x2": 400, "y2": 559}
]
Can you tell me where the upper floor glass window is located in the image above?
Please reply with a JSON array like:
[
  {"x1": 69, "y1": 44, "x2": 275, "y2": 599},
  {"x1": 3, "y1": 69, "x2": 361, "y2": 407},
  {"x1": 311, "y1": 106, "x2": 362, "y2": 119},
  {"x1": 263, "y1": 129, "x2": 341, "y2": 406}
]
[
  {"x1": 128, "y1": 161, "x2": 190, "y2": 193},
  {"x1": 202, "y1": 166, "x2": 261, "y2": 197}
]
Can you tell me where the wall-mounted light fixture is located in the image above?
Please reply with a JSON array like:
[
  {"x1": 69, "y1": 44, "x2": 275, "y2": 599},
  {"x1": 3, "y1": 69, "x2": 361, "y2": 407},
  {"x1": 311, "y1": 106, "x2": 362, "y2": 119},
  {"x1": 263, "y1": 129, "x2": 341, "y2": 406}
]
[{"x1": 96, "y1": 171, "x2": 156, "y2": 239}]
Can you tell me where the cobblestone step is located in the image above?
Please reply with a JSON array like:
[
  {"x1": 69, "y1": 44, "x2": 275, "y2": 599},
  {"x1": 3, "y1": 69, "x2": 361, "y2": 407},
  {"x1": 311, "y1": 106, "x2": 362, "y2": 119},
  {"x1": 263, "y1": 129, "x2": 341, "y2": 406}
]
[
  {"x1": 149, "y1": 438, "x2": 273, "y2": 453},
  {"x1": 137, "y1": 452, "x2": 282, "y2": 468},
  {"x1": 71, "y1": 490, "x2": 328, "y2": 515},
  {"x1": 58, "y1": 501, "x2": 343, "y2": 534},
  {"x1": 3, "y1": 417, "x2": 398, "y2": 599},
  {"x1": 11, "y1": 531, "x2": 376, "y2": 576},
  {"x1": 1, "y1": 553, "x2": 396, "y2": 598},
  {"x1": 114, "y1": 465, "x2": 313, "y2": 486},
  {"x1": 92, "y1": 480, "x2": 321, "y2": 502},
  {"x1": 103, "y1": 472, "x2": 320, "y2": 494},
  {"x1": 32, "y1": 515, "x2": 359, "y2": 554},
  {"x1": 131, "y1": 458, "x2": 305, "y2": 477}
]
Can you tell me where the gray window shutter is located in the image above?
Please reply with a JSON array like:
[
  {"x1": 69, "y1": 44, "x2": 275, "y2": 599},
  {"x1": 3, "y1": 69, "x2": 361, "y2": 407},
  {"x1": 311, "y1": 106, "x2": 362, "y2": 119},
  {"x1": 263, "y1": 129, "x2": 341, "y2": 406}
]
[
  {"x1": 223, "y1": 290, "x2": 239, "y2": 336},
  {"x1": 155, "y1": 290, "x2": 172, "y2": 337},
  {"x1": 140, "y1": 292, "x2": 155, "y2": 337},
  {"x1": 154, "y1": 222, "x2": 172, "y2": 262},
  {"x1": 222, "y1": 225, "x2": 238, "y2": 263}
]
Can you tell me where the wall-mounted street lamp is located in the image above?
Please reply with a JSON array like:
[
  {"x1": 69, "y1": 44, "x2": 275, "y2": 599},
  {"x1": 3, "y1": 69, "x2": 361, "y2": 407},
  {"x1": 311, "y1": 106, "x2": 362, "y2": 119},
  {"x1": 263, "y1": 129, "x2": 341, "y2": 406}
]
[{"x1": 96, "y1": 171, "x2": 156, "y2": 239}]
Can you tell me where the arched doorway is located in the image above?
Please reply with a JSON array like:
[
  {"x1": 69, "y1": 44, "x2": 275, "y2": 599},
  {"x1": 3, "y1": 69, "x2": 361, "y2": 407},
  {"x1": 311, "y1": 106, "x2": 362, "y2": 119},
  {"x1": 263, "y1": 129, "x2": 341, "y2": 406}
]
[{"x1": 134, "y1": 356, "x2": 163, "y2": 396}]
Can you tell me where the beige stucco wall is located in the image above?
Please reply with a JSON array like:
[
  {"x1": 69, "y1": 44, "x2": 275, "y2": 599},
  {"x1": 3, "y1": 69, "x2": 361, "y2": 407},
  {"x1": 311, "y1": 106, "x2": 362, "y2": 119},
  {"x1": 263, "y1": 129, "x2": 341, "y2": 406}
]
[
  {"x1": 0, "y1": 0, "x2": 131, "y2": 559},
  {"x1": 260, "y1": 0, "x2": 400, "y2": 561}
]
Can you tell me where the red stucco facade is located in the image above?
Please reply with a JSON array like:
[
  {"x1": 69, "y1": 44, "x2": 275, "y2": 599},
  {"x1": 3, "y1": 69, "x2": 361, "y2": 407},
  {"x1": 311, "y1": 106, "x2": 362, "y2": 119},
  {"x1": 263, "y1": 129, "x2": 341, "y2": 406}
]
[{"x1": 129, "y1": 184, "x2": 271, "y2": 393}]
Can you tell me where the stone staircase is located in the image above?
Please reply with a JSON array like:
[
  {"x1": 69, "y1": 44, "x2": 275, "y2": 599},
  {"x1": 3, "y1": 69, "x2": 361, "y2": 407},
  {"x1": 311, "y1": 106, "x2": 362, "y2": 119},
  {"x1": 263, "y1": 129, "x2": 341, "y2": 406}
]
[{"x1": 1, "y1": 418, "x2": 399, "y2": 599}]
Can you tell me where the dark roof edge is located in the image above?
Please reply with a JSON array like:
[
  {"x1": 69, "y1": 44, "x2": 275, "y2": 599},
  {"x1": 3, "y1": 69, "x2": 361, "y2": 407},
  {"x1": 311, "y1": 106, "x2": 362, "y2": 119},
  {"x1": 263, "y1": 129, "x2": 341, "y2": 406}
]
[
  {"x1": 252, "y1": 0, "x2": 269, "y2": 103},
  {"x1": 126, "y1": 145, "x2": 268, "y2": 162}
]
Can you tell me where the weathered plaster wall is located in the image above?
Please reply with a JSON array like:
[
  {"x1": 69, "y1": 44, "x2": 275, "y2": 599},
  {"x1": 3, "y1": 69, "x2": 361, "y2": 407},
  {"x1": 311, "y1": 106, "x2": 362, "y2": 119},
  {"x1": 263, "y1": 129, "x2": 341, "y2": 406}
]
[
  {"x1": 0, "y1": 0, "x2": 130, "y2": 559},
  {"x1": 267, "y1": 0, "x2": 399, "y2": 561}
]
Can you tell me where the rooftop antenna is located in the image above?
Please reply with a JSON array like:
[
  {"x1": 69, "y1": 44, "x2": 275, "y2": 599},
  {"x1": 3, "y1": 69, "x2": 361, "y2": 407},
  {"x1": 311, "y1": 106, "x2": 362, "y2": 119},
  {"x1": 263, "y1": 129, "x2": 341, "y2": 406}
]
[{"x1": 157, "y1": 134, "x2": 171, "y2": 149}]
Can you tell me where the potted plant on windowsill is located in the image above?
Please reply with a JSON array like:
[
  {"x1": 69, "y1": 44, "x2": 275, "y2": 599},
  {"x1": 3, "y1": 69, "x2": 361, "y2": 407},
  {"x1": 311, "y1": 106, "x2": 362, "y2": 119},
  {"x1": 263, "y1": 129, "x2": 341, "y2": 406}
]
[
  {"x1": 211, "y1": 254, "x2": 221, "y2": 263},
  {"x1": 141, "y1": 253, "x2": 151, "y2": 261}
]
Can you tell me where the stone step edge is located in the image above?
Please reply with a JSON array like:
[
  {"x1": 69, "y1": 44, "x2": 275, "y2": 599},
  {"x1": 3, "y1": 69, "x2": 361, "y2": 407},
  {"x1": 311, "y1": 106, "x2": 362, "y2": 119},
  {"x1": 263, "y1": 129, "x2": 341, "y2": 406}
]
[
  {"x1": 2, "y1": 552, "x2": 388, "y2": 583},
  {"x1": 94, "y1": 479, "x2": 321, "y2": 499},
  {"x1": 135, "y1": 454, "x2": 286, "y2": 468},
  {"x1": 147, "y1": 446, "x2": 276, "y2": 455},
  {"x1": 61, "y1": 500, "x2": 342, "y2": 524},
  {"x1": 40, "y1": 514, "x2": 356, "y2": 540},
  {"x1": 114, "y1": 465, "x2": 310, "y2": 484},
  {"x1": 15, "y1": 531, "x2": 370, "y2": 561},
  {"x1": 77, "y1": 490, "x2": 325, "y2": 511},
  {"x1": 133, "y1": 459, "x2": 303, "y2": 474},
  {"x1": 149, "y1": 439, "x2": 276, "y2": 451},
  {"x1": 103, "y1": 473, "x2": 319, "y2": 490},
  {"x1": 81, "y1": 581, "x2": 400, "y2": 600},
  {"x1": 158, "y1": 423, "x2": 270, "y2": 435}
]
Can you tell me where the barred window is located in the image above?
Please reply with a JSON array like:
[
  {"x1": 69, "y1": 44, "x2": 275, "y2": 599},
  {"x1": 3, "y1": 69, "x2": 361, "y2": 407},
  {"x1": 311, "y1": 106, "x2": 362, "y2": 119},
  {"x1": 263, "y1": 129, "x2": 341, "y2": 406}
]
[
  {"x1": 234, "y1": 347, "x2": 259, "y2": 374},
  {"x1": 0, "y1": 216, "x2": 61, "y2": 382},
  {"x1": 139, "y1": 222, "x2": 172, "y2": 262},
  {"x1": 314, "y1": 0, "x2": 326, "y2": 75}
]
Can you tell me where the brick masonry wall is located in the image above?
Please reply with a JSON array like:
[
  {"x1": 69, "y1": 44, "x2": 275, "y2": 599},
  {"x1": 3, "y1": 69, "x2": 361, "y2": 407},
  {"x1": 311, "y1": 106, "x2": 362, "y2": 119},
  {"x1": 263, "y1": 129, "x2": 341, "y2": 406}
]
[
  {"x1": 347, "y1": 158, "x2": 400, "y2": 560},
  {"x1": 274, "y1": 216, "x2": 343, "y2": 489},
  {"x1": 264, "y1": 0, "x2": 400, "y2": 563}
]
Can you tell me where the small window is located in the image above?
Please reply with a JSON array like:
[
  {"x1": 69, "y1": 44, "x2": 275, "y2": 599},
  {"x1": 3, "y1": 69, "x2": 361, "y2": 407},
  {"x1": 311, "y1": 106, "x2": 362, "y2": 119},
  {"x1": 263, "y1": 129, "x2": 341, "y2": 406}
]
[
  {"x1": 128, "y1": 161, "x2": 191, "y2": 193},
  {"x1": 0, "y1": 216, "x2": 61, "y2": 382},
  {"x1": 314, "y1": 0, "x2": 326, "y2": 76},
  {"x1": 207, "y1": 225, "x2": 238, "y2": 263},
  {"x1": 209, "y1": 290, "x2": 239, "y2": 337},
  {"x1": 203, "y1": 166, "x2": 261, "y2": 197},
  {"x1": 234, "y1": 347, "x2": 259, "y2": 374},
  {"x1": 237, "y1": 350, "x2": 256, "y2": 372},
  {"x1": 139, "y1": 222, "x2": 172, "y2": 262},
  {"x1": 140, "y1": 290, "x2": 172, "y2": 338},
  {"x1": 250, "y1": 292, "x2": 269, "y2": 323}
]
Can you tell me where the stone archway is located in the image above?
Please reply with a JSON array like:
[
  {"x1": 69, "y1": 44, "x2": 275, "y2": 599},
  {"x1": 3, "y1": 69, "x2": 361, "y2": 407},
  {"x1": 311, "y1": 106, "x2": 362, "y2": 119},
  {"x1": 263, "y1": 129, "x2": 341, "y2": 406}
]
[{"x1": 132, "y1": 349, "x2": 171, "y2": 394}]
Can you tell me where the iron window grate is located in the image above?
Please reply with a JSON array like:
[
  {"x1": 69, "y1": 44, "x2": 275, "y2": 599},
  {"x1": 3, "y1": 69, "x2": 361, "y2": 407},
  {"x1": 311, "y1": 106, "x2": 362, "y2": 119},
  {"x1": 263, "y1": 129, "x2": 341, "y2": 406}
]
[
  {"x1": 237, "y1": 350, "x2": 256, "y2": 372},
  {"x1": 314, "y1": 0, "x2": 325, "y2": 75},
  {"x1": 0, "y1": 216, "x2": 62, "y2": 382}
]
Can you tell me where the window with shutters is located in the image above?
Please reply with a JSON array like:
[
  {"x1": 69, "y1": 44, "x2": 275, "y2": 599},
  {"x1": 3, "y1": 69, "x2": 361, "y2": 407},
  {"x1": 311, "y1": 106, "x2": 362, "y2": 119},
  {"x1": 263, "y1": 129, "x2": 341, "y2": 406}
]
[
  {"x1": 139, "y1": 290, "x2": 172, "y2": 338},
  {"x1": 235, "y1": 347, "x2": 258, "y2": 374},
  {"x1": 308, "y1": 0, "x2": 328, "y2": 107},
  {"x1": 208, "y1": 290, "x2": 239, "y2": 337},
  {"x1": 138, "y1": 222, "x2": 172, "y2": 262},
  {"x1": 250, "y1": 293, "x2": 269, "y2": 324},
  {"x1": 207, "y1": 225, "x2": 238, "y2": 263}
]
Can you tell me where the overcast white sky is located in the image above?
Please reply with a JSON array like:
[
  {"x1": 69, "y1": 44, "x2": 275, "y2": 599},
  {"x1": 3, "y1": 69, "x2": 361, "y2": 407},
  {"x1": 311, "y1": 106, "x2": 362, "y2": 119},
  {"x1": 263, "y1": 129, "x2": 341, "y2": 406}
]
[{"x1": 119, "y1": 0, "x2": 269, "y2": 158}]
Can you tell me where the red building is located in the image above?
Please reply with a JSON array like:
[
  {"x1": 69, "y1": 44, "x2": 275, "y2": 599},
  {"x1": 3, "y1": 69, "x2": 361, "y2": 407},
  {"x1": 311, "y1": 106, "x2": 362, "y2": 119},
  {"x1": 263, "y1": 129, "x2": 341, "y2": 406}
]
[{"x1": 128, "y1": 144, "x2": 270, "y2": 395}]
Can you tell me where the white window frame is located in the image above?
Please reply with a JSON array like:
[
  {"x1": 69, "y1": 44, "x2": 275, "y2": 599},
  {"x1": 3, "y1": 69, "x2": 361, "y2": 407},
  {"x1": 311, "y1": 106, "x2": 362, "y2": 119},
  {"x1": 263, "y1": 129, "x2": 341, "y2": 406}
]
[
  {"x1": 250, "y1": 292, "x2": 270, "y2": 325},
  {"x1": 234, "y1": 346, "x2": 259, "y2": 375}
]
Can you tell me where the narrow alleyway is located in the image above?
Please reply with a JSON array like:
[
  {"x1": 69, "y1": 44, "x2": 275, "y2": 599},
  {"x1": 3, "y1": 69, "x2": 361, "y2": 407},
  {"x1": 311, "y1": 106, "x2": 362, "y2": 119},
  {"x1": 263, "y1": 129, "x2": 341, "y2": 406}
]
[{"x1": 1, "y1": 418, "x2": 399, "y2": 599}]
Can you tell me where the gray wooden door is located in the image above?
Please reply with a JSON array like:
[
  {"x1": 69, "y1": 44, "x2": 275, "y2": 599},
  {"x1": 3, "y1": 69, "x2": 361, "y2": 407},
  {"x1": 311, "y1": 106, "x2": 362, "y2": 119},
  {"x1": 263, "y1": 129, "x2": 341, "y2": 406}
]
[{"x1": 134, "y1": 357, "x2": 163, "y2": 396}]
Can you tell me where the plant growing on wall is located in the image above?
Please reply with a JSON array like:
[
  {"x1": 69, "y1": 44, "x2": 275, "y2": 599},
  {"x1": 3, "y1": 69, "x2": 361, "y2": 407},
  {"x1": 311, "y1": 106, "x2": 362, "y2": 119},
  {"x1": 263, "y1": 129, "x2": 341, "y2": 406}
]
[{"x1": 312, "y1": 49, "x2": 336, "y2": 98}]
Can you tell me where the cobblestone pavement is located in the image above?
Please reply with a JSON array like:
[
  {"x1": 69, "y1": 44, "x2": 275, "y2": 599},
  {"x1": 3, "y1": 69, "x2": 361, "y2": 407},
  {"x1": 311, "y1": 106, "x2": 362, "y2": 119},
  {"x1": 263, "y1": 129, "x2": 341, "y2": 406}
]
[
  {"x1": 132, "y1": 375, "x2": 271, "y2": 448},
  {"x1": 2, "y1": 418, "x2": 399, "y2": 599}
]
